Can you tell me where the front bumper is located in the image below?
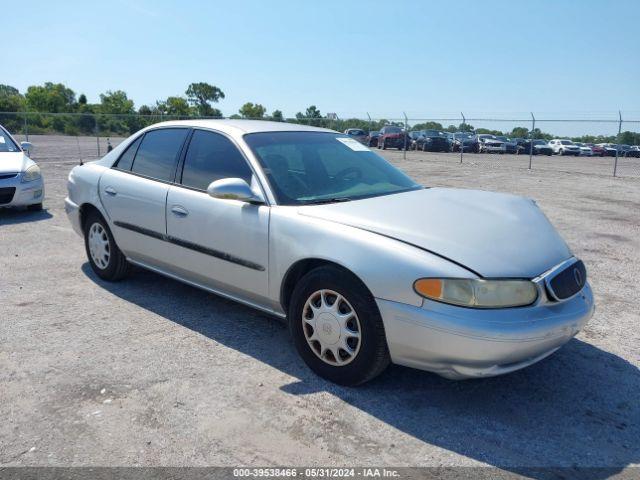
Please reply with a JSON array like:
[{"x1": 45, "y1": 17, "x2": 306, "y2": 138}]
[
  {"x1": 64, "y1": 197, "x2": 83, "y2": 236},
  {"x1": 0, "y1": 174, "x2": 44, "y2": 208},
  {"x1": 376, "y1": 282, "x2": 594, "y2": 379}
]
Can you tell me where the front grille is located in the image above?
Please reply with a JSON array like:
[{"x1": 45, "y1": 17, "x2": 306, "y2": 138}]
[
  {"x1": 0, "y1": 173, "x2": 18, "y2": 180},
  {"x1": 0, "y1": 187, "x2": 16, "y2": 204},
  {"x1": 547, "y1": 260, "x2": 587, "y2": 300}
]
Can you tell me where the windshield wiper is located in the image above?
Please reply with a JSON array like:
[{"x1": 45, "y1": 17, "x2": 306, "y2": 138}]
[{"x1": 301, "y1": 197, "x2": 352, "y2": 205}]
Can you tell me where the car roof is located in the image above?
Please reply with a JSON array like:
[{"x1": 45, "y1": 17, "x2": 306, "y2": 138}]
[{"x1": 146, "y1": 119, "x2": 336, "y2": 137}]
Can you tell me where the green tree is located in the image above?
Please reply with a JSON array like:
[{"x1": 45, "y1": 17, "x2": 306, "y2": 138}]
[
  {"x1": 25, "y1": 82, "x2": 76, "y2": 113},
  {"x1": 271, "y1": 110, "x2": 284, "y2": 121},
  {"x1": 239, "y1": 102, "x2": 266, "y2": 119},
  {"x1": 78, "y1": 94, "x2": 87, "y2": 105},
  {"x1": 99, "y1": 90, "x2": 135, "y2": 114},
  {"x1": 0, "y1": 85, "x2": 26, "y2": 131},
  {"x1": 186, "y1": 82, "x2": 225, "y2": 116},
  {"x1": 156, "y1": 96, "x2": 192, "y2": 116},
  {"x1": 510, "y1": 127, "x2": 529, "y2": 138}
]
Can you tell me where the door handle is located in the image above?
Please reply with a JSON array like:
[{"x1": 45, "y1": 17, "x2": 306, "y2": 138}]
[
  {"x1": 104, "y1": 186, "x2": 117, "y2": 196},
  {"x1": 171, "y1": 205, "x2": 189, "y2": 217}
]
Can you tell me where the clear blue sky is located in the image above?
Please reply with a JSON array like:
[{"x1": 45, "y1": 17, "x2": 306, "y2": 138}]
[{"x1": 8, "y1": 0, "x2": 640, "y2": 134}]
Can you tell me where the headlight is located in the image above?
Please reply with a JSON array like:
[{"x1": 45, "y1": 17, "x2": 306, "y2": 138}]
[
  {"x1": 413, "y1": 278, "x2": 538, "y2": 308},
  {"x1": 22, "y1": 164, "x2": 41, "y2": 183}
]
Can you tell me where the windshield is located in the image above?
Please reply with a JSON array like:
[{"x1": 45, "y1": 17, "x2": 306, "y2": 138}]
[
  {"x1": 0, "y1": 127, "x2": 20, "y2": 153},
  {"x1": 347, "y1": 129, "x2": 365, "y2": 136},
  {"x1": 560, "y1": 140, "x2": 573, "y2": 145},
  {"x1": 495, "y1": 136, "x2": 509, "y2": 142},
  {"x1": 533, "y1": 140, "x2": 547, "y2": 145},
  {"x1": 244, "y1": 132, "x2": 421, "y2": 205},
  {"x1": 383, "y1": 126, "x2": 402, "y2": 134}
]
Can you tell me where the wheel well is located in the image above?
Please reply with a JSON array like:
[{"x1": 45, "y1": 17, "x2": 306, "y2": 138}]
[
  {"x1": 280, "y1": 259, "x2": 365, "y2": 314},
  {"x1": 79, "y1": 203, "x2": 102, "y2": 232}
]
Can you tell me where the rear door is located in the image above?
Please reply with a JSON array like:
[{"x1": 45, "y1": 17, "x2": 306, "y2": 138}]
[
  {"x1": 99, "y1": 128, "x2": 189, "y2": 267},
  {"x1": 164, "y1": 129, "x2": 270, "y2": 305}
]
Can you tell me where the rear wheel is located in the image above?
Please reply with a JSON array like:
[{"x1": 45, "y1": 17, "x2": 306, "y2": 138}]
[
  {"x1": 84, "y1": 211, "x2": 130, "y2": 281},
  {"x1": 288, "y1": 266, "x2": 390, "y2": 386}
]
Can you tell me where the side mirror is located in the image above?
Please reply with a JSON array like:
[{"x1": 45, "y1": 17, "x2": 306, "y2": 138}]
[
  {"x1": 207, "y1": 178, "x2": 265, "y2": 204},
  {"x1": 21, "y1": 141, "x2": 33, "y2": 154}
]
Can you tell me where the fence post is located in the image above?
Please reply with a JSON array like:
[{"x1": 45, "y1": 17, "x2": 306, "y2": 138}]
[
  {"x1": 613, "y1": 110, "x2": 622, "y2": 177},
  {"x1": 403, "y1": 112, "x2": 408, "y2": 160},
  {"x1": 460, "y1": 112, "x2": 465, "y2": 164},
  {"x1": 23, "y1": 112, "x2": 29, "y2": 141},
  {"x1": 529, "y1": 112, "x2": 535, "y2": 169},
  {"x1": 95, "y1": 122, "x2": 100, "y2": 157},
  {"x1": 366, "y1": 112, "x2": 372, "y2": 134}
]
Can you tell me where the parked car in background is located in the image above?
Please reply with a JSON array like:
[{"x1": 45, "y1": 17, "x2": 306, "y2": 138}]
[
  {"x1": 515, "y1": 139, "x2": 553, "y2": 156},
  {"x1": 475, "y1": 134, "x2": 506, "y2": 154},
  {"x1": 587, "y1": 143, "x2": 606, "y2": 157},
  {"x1": 596, "y1": 143, "x2": 618, "y2": 157},
  {"x1": 618, "y1": 144, "x2": 632, "y2": 157},
  {"x1": 65, "y1": 119, "x2": 594, "y2": 385},
  {"x1": 366, "y1": 131, "x2": 380, "y2": 148},
  {"x1": 344, "y1": 128, "x2": 369, "y2": 145},
  {"x1": 574, "y1": 142, "x2": 594, "y2": 156},
  {"x1": 412, "y1": 130, "x2": 451, "y2": 152},
  {"x1": 0, "y1": 125, "x2": 44, "y2": 211},
  {"x1": 628, "y1": 146, "x2": 640, "y2": 158},
  {"x1": 449, "y1": 132, "x2": 475, "y2": 152},
  {"x1": 549, "y1": 139, "x2": 581, "y2": 156},
  {"x1": 378, "y1": 125, "x2": 410, "y2": 150},
  {"x1": 495, "y1": 136, "x2": 518, "y2": 154}
]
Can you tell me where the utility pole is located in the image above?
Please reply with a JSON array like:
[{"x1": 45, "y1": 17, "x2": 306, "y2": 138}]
[{"x1": 613, "y1": 110, "x2": 622, "y2": 177}]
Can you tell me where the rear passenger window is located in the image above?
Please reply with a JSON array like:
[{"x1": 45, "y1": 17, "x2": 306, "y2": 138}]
[
  {"x1": 180, "y1": 130, "x2": 253, "y2": 191},
  {"x1": 131, "y1": 128, "x2": 188, "y2": 182},
  {"x1": 114, "y1": 136, "x2": 142, "y2": 171}
]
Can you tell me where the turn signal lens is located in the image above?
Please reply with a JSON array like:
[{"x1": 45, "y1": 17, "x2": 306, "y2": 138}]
[
  {"x1": 413, "y1": 279, "x2": 442, "y2": 299},
  {"x1": 413, "y1": 278, "x2": 538, "y2": 309}
]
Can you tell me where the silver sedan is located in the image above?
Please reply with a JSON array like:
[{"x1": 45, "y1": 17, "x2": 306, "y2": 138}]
[{"x1": 65, "y1": 120, "x2": 594, "y2": 385}]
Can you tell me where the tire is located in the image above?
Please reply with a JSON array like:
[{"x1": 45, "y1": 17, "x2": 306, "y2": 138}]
[
  {"x1": 83, "y1": 211, "x2": 130, "y2": 281},
  {"x1": 27, "y1": 203, "x2": 43, "y2": 211},
  {"x1": 288, "y1": 265, "x2": 390, "y2": 386}
]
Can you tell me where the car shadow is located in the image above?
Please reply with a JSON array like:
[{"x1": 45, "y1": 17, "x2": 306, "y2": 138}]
[
  {"x1": 0, "y1": 207, "x2": 53, "y2": 226},
  {"x1": 82, "y1": 264, "x2": 639, "y2": 477}
]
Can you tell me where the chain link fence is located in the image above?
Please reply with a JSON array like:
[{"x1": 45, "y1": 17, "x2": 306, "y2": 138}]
[{"x1": 2, "y1": 111, "x2": 639, "y2": 178}]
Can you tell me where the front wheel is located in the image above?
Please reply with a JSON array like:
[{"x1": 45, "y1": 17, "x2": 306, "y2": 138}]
[
  {"x1": 84, "y1": 211, "x2": 130, "y2": 281},
  {"x1": 288, "y1": 266, "x2": 390, "y2": 386}
]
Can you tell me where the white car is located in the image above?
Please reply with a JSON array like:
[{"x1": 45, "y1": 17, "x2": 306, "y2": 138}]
[
  {"x1": 574, "y1": 142, "x2": 594, "y2": 156},
  {"x1": 65, "y1": 120, "x2": 594, "y2": 385},
  {"x1": 0, "y1": 125, "x2": 44, "y2": 210},
  {"x1": 548, "y1": 139, "x2": 581, "y2": 156}
]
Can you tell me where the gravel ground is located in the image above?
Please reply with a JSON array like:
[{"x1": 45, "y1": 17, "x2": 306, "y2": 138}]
[{"x1": 1, "y1": 135, "x2": 639, "y2": 474}]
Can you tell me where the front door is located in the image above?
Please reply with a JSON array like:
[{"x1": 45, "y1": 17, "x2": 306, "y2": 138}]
[{"x1": 164, "y1": 129, "x2": 270, "y2": 305}]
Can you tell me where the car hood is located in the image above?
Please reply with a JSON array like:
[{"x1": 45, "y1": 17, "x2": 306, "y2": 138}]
[
  {"x1": 297, "y1": 188, "x2": 571, "y2": 278},
  {"x1": 0, "y1": 152, "x2": 30, "y2": 174}
]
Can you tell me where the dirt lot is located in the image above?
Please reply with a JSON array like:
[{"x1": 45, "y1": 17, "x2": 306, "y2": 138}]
[{"x1": 1, "y1": 135, "x2": 639, "y2": 474}]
